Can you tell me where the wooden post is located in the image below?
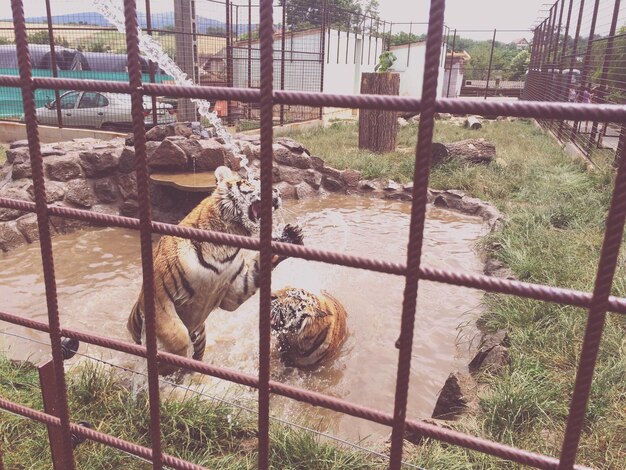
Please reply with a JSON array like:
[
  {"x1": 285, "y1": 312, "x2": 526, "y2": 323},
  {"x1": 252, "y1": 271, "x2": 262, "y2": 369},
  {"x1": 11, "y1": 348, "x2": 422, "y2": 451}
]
[{"x1": 358, "y1": 72, "x2": 400, "y2": 153}]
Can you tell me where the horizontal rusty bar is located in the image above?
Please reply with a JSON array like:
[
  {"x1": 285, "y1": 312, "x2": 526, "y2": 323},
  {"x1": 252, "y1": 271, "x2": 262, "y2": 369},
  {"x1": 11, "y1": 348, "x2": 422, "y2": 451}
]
[
  {"x1": 1, "y1": 197, "x2": 626, "y2": 315},
  {"x1": 0, "y1": 398, "x2": 205, "y2": 470},
  {"x1": 0, "y1": 75, "x2": 624, "y2": 122},
  {"x1": 0, "y1": 318, "x2": 592, "y2": 470}
]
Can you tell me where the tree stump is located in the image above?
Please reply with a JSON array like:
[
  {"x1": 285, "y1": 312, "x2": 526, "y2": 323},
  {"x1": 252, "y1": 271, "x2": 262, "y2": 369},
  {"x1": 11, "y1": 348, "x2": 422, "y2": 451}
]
[
  {"x1": 431, "y1": 138, "x2": 496, "y2": 165},
  {"x1": 358, "y1": 72, "x2": 400, "y2": 153}
]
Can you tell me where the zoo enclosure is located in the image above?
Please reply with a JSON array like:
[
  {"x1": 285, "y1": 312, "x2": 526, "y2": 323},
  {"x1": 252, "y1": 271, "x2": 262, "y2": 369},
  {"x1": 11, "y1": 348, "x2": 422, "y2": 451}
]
[
  {"x1": 0, "y1": 0, "x2": 626, "y2": 470},
  {"x1": 524, "y1": 0, "x2": 626, "y2": 160}
]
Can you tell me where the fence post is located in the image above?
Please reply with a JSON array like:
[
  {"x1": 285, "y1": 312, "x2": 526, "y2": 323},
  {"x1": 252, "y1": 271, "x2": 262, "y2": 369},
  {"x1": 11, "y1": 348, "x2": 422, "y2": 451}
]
[
  {"x1": 145, "y1": 0, "x2": 158, "y2": 127},
  {"x1": 225, "y1": 0, "x2": 232, "y2": 123},
  {"x1": 174, "y1": 0, "x2": 197, "y2": 122},
  {"x1": 446, "y1": 29, "x2": 456, "y2": 98},
  {"x1": 246, "y1": 0, "x2": 251, "y2": 119},
  {"x1": 280, "y1": 4, "x2": 286, "y2": 126},
  {"x1": 567, "y1": 0, "x2": 587, "y2": 143},
  {"x1": 557, "y1": 0, "x2": 575, "y2": 140},
  {"x1": 319, "y1": 0, "x2": 328, "y2": 120},
  {"x1": 44, "y1": 0, "x2": 62, "y2": 128},
  {"x1": 484, "y1": 29, "x2": 496, "y2": 99}
]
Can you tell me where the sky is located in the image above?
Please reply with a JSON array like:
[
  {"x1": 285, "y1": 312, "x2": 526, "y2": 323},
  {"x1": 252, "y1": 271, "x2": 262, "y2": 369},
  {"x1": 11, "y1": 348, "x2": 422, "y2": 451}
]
[{"x1": 4, "y1": 0, "x2": 549, "y2": 41}]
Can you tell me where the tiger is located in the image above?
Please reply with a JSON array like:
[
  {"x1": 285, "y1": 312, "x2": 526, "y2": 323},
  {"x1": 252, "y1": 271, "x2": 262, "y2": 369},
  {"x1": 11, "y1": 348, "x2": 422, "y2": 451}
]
[
  {"x1": 270, "y1": 287, "x2": 348, "y2": 367},
  {"x1": 127, "y1": 166, "x2": 304, "y2": 376}
]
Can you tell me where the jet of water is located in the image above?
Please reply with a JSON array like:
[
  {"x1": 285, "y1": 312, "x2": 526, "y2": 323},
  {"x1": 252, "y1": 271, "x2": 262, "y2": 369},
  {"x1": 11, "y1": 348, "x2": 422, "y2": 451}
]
[{"x1": 93, "y1": 0, "x2": 248, "y2": 169}]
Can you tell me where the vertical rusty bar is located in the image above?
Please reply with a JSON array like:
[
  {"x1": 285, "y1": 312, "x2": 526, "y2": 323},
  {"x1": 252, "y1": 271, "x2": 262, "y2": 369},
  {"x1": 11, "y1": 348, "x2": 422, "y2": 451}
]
[
  {"x1": 553, "y1": 0, "x2": 565, "y2": 64},
  {"x1": 226, "y1": 0, "x2": 232, "y2": 123},
  {"x1": 235, "y1": 4, "x2": 239, "y2": 41},
  {"x1": 544, "y1": 5, "x2": 557, "y2": 106},
  {"x1": 557, "y1": 0, "x2": 575, "y2": 139},
  {"x1": 446, "y1": 29, "x2": 456, "y2": 98},
  {"x1": 145, "y1": 0, "x2": 158, "y2": 127},
  {"x1": 567, "y1": 0, "x2": 586, "y2": 143},
  {"x1": 280, "y1": 4, "x2": 286, "y2": 125},
  {"x1": 388, "y1": 0, "x2": 445, "y2": 467},
  {"x1": 387, "y1": 22, "x2": 393, "y2": 51},
  {"x1": 247, "y1": 0, "x2": 252, "y2": 91},
  {"x1": 121, "y1": 1, "x2": 163, "y2": 469},
  {"x1": 360, "y1": 14, "x2": 365, "y2": 65},
  {"x1": 327, "y1": 7, "x2": 332, "y2": 64},
  {"x1": 373, "y1": 19, "x2": 380, "y2": 62},
  {"x1": 10, "y1": 0, "x2": 75, "y2": 467},
  {"x1": 257, "y1": 0, "x2": 274, "y2": 467},
  {"x1": 319, "y1": 0, "x2": 328, "y2": 119},
  {"x1": 345, "y1": 15, "x2": 350, "y2": 64},
  {"x1": 484, "y1": 29, "x2": 497, "y2": 99},
  {"x1": 558, "y1": 124, "x2": 626, "y2": 470},
  {"x1": 336, "y1": 27, "x2": 340, "y2": 64},
  {"x1": 39, "y1": 361, "x2": 65, "y2": 470},
  {"x1": 367, "y1": 16, "x2": 373, "y2": 65},
  {"x1": 353, "y1": 13, "x2": 358, "y2": 65},
  {"x1": 406, "y1": 22, "x2": 413, "y2": 67},
  {"x1": 44, "y1": 0, "x2": 62, "y2": 128}
]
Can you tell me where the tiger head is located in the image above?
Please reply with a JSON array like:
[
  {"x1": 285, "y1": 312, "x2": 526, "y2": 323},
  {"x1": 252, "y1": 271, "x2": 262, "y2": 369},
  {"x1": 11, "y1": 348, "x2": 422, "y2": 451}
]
[
  {"x1": 213, "y1": 166, "x2": 281, "y2": 234},
  {"x1": 270, "y1": 287, "x2": 348, "y2": 367}
]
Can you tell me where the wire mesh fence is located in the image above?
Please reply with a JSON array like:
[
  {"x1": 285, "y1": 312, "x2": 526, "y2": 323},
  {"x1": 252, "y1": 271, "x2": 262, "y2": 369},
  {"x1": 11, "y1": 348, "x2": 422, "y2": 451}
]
[
  {"x1": 525, "y1": 0, "x2": 626, "y2": 160},
  {"x1": 0, "y1": 0, "x2": 626, "y2": 469}
]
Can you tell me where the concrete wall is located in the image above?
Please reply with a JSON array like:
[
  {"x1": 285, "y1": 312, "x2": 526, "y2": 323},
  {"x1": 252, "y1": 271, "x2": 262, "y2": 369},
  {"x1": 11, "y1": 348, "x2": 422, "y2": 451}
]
[
  {"x1": 0, "y1": 121, "x2": 125, "y2": 144},
  {"x1": 442, "y1": 62, "x2": 464, "y2": 98},
  {"x1": 389, "y1": 41, "x2": 446, "y2": 98}
]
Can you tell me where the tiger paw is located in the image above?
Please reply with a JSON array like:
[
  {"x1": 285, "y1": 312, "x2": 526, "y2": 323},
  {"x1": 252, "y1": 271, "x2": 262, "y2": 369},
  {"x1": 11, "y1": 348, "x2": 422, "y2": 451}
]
[{"x1": 280, "y1": 224, "x2": 304, "y2": 246}]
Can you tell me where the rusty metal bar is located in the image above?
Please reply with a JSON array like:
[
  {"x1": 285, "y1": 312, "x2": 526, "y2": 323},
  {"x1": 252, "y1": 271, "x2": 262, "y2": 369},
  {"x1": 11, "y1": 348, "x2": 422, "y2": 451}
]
[
  {"x1": 319, "y1": 0, "x2": 328, "y2": 119},
  {"x1": 557, "y1": 0, "x2": 575, "y2": 138},
  {"x1": 10, "y1": 0, "x2": 76, "y2": 467},
  {"x1": 446, "y1": 29, "x2": 456, "y2": 98},
  {"x1": 280, "y1": 3, "x2": 286, "y2": 126},
  {"x1": 226, "y1": 0, "x2": 232, "y2": 122},
  {"x1": 257, "y1": 0, "x2": 274, "y2": 466},
  {"x1": 567, "y1": 0, "x2": 586, "y2": 142},
  {"x1": 44, "y1": 0, "x2": 62, "y2": 128},
  {"x1": 484, "y1": 29, "x2": 497, "y2": 99},
  {"x1": 39, "y1": 361, "x2": 66, "y2": 469},
  {"x1": 552, "y1": 0, "x2": 565, "y2": 64},
  {"x1": 388, "y1": 0, "x2": 445, "y2": 467},
  {"x1": 121, "y1": 0, "x2": 163, "y2": 468}
]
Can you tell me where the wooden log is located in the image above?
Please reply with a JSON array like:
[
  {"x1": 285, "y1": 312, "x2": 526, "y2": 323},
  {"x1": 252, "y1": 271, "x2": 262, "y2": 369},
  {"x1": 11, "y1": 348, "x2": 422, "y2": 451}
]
[
  {"x1": 359, "y1": 72, "x2": 400, "y2": 153},
  {"x1": 431, "y1": 138, "x2": 496, "y2": 165},
  {"x1": 466, "y1": 115, "x2": 482, "y2": 130}
]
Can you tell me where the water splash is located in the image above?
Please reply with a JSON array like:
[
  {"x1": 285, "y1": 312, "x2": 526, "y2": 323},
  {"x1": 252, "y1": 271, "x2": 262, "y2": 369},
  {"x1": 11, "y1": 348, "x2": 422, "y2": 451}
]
[{"x1": 93, "y1": 0, "x2": 248, "y2": 169}]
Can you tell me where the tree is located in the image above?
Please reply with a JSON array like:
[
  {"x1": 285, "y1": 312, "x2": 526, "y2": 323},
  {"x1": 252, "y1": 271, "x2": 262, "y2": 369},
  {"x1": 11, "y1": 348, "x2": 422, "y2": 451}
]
[
  {"x1": 280, "y1": 0, "x2": 379, "y2": 32},
  {"x1": 390, "y1": 31, "x2": 426, "y2": 46},
  {"x1": 506, "y1": 49, "x2": 530, "y2": 81},
  {"x1": 28, "y1": 31, "x2": 69, "y2": 48}
]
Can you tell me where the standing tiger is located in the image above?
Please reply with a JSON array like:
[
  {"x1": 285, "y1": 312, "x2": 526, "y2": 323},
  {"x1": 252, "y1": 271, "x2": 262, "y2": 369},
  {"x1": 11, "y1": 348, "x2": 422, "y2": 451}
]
[
  {"x1": 270, "y1": 287, "x2": 348, "y2": 367},
  {"x1": 127, "y1": 166, "x2": 304, "y2": 376}
]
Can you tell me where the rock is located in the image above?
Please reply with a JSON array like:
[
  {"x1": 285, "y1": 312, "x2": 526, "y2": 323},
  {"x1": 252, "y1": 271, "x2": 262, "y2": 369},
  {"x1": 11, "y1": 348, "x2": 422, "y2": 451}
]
[
  {"x1": 145, "y1": 124, "x2": 171, "y2": 142},
  {"x1": 273, "y1": 144, "x2": 294, "y2": 165},
  {"x1": 323, "y1": 176, "x2": 345, "y2": 192},
  {"x1": 93, "y1": 177, "x2": 119, "y2": 203},
  {"x1": 483, "y1": 259, "x2": 515, "y2": 279},
  {"x1": 15, "y1": 213, "x2": 40, "y2": 243},
  {"x1": 277, "y1": 166, "x2": 304, "y2": 185},
  {"x1": 310, "y1": 155, "x2": 324, "y2": 171},
  {"x1": 385, "y1": 192, "x2": 412, "y2": 201},
  {"x1": 274, "y1": 182, "x2": 296, "y2": 200},
  {"x1": 26, "y1": 180, "x2": 65, "y2": 203},
  {"x1": 49, "y1": 212, "x2": 90, "y2": 234},
  {"x1": 409, "y1": 114, "x2": 420, "y2": 123},
  {"x1": 320, "y1": 166, "x2": 342, "y2": 180},
  {"x1": 358, "y1": 180, "x2": 379, "y2": 191},
  {"x1": 120, "y1": 199, "x2": 139, "y2": 217},
  {"x1": 79, "y1": 150, "x2": 120, "y2": 178},
  {"x1": 238, "y1": 141, "x2": 260, "y2": 161},
  {"x1": 291, "y1": 152, "x2": 312, "y2": 170},
  {"x1": 11, "y1": 160, "x2": 32, "y2": 180},
  {"x1": 295, "y1": 182, "x2": 317, "y2": 199},
  {"x1": 341, "y1": 169, "x2": 361, "y2": 188},
  {"x1": 118, "y1": 147, "x2": 136, "y2": 174},
  {"x1": 403, "y1": 183, "x2": 413, "y2": 192},
  {"x1": 117, "y1": 172, "x2": 138, "y2": 200},
  {"x1": 9, "y1": 140, "x2": 28, "y2": 149},
  {"x1": 145, "y1": 140, "x2": 160, "y2": 158},
  {"x1": 384, "y1": 180, "x2": 400, "y2": 191},
  {"x1": 180, "y1": 139, "x2": 226, "y2": 171},
  {"x1": 275, "y1": 137, "x2": 307, "y2": 153},
  {"x1": 41, "y1": 148, "x2": 66, "y2": 157},
  {"x1": 147, "y1": 139, "x2": 188, "y2": 170},
  {"x1": 0, "y1": 183, "x2": 32, "y2": 221},
  {"x1": 469, "y1": 330, "x2": 511, "y2": 374},
  {"x1": 435, "y1": 112, "x2": 452, "y2": 120},
  {"x1": 303, "y1": 169, "x2": 322, "y2": 189},
  {"x1": 6, "y1": 147, "x2": 29, "y2": 164},
  {"x1": 432, "y1": 372, "x2": 476, "y2": 420},
  {"x1": 224, "y1": 151, "x2": 243, "y2": 172},
  {"x1": 45, "y1": 155, "x2": 83, "y2": 182},
  {"x1": 479, "y1": 345, "x2": 510, "y2": 375},
  {"x1": 0, "y1": 221, "x2": 25, "y2": 251},
  {"x1": 64, "y1": 180, "x2": 97, "y2": 208}
]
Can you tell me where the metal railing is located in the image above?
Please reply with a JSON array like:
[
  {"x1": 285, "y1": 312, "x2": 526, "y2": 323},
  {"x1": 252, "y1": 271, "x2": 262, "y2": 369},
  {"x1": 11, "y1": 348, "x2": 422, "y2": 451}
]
[
  {"x1": 0, "y1": 0, "x2": 625, "y2": 468},
  {"x1": 525, "y1": 0, "x2": 625, "y2": 161}
]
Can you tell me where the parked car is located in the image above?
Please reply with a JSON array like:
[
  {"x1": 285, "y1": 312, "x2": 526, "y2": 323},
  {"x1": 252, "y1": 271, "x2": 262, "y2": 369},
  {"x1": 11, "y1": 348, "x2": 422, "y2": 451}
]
[{"x1": 30, "y1": 91, "x2": 176, "y2": 130}]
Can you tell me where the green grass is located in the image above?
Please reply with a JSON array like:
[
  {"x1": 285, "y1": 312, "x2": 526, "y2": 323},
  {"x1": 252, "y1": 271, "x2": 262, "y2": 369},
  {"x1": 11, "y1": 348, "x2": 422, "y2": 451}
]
[
  {"x1": 0, "y1": 357, "x2": 377, "y2": 469},
  {"x1": 286, "y1": 119, "x2": 625, "y2": 469}
]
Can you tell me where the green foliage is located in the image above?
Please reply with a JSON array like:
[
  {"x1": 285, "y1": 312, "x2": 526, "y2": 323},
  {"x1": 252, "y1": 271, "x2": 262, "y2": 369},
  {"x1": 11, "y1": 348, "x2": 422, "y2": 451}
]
[
  {"x1": 374, "y1": 51, "x2": 396, "y2": 73},
  {"x1": 280, "y1": 0, "x2": 379, "y2": 32},
  {"x1": 86, "y1": 41, "x2": 111, "y2": 53},
  {"x1": 0, "y1": 37, "x2": 10, "y2": 45},
  {"x1": 507, "y1": 49, "x2": 530, "y2": 81},
  {"x1": 28, "y1": 31, "x2": 69, "y2": 48},
  {"x1": 389, "y1": 31, "x2": 426, "y2": 46}
]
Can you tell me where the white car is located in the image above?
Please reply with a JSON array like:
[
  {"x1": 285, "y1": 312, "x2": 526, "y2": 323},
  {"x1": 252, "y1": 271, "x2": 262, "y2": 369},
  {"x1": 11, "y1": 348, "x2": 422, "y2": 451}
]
[{"x1": 32, "y1": 91, "x2": 176, "y2": 130}]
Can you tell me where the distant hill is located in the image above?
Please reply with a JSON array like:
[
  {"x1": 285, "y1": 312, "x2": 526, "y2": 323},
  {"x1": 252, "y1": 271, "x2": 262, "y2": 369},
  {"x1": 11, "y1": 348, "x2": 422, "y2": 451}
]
[{"x1": 5, "y1": 11, "x2": 255, "y2": 35}]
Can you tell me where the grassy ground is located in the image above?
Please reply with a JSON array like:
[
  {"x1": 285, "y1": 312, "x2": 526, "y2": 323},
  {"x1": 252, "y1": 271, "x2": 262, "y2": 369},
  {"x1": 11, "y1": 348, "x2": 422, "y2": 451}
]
[
  {"x1": 286, "y1": 119, "x2": 626, "y2": 469},
  {"x1": 0, "y1": 357, "x2": 377, "y2": 469}
]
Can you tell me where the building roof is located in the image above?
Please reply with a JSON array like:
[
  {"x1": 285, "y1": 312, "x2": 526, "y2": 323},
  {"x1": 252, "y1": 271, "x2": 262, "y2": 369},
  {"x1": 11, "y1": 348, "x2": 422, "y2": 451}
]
[{"x1": 511, "y1": 38, "x2": 529, "y2": 45}]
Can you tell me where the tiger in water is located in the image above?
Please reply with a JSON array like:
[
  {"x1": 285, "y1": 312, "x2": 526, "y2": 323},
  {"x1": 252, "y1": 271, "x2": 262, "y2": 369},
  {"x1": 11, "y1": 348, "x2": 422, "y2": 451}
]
[
  {"x1": 270, "y1": 287, "x2": 348, "y2": 367},
  {"x1": 127, "y1": 166, "x2": 304, "y2": 375}
]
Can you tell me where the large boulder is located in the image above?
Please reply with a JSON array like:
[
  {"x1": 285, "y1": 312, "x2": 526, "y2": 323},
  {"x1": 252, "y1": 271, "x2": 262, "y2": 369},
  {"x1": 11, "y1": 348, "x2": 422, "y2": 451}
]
[
  {"x1": 118, "y1": 147, "x2": 136, "y2": 174},
  {"x1": 6, "y1": 146, "x2": 29, "y2": 164},
  {"x1": 147, "y1": 139, "x2": 188, "y2": 170},
  {"x1": 303, "y1": 169, "x2": 322, "y2": 189},
  {"x1": 64, "y1": 180, "x2": 97, "y2": 208},
  {"x1": 0, "y1": 183, "x2": 32, "y2": 221},
  {"x1": 79, "y1": 149, "x2": 120, "y2": 178},
  {"x1": 117, "y1": 172, "x2": 138, "y2": 200},
  {"x1": 341, "y1": 169, "x2": 361, "y2": 188},
  {"x1": 45, "y1": 154, "x2": 83, "y2": 182},
  {"x1": 294, "y1": 182, "x2": 317, "y2": 199},
  {"x1": 15, "y1": 213, "x2": 40, "y2": 243},
  {"x1": 0, "y1": 221, "x2": 25, "y2": 251},
  {"x1": 276, "y1": 166, "x2": 304, "y2": 185},
  {"x1": 26, "y1": 180, "x2": 66, "y2": 203},
  {"x1": 275, "y1": 181, "x2": 296, "y2": 200},
  {"x1": 178, "y1": 138, "x2": 226, "y2": 171},
  {"x1": 93, "y1": 177, "x2": 120, "y2": 204},
  {"x1": 432, "y1": 372, "x2": 477, "y2": 420}
]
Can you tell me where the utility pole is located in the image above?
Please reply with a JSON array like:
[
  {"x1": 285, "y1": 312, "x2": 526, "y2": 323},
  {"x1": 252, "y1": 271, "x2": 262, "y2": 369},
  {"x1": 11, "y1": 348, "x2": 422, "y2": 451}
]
[{"x1": 174, "y1": 0, "x2": 198, "y2": 122}]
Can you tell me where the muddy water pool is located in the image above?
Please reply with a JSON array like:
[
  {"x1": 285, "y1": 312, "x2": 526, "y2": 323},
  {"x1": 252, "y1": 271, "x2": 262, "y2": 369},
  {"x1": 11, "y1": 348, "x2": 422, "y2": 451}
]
[{"x1": 0, "y1": 195, "x2": 486, "y2": 442}]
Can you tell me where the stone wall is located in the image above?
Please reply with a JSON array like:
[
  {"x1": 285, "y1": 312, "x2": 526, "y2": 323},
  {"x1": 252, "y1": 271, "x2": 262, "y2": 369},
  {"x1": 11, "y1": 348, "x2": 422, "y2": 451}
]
[{"x1": 0, "y1": 122, "x2": 503, "y2": 252}]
